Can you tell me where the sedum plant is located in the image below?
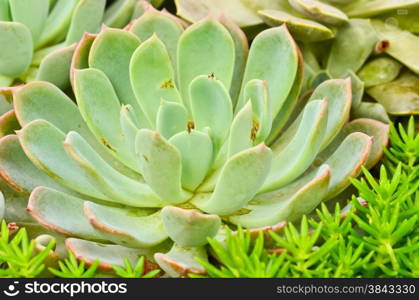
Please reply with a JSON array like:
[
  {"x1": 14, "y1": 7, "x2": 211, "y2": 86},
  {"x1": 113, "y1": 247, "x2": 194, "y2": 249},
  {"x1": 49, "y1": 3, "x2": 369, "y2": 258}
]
[{"x1": 0, "y1": 5, "x2": 388, "y2": 277}]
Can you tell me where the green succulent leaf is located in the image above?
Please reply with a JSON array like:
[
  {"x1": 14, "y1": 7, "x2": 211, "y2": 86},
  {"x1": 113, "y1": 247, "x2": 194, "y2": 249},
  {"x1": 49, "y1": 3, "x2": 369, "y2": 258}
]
[
  {"x1": 177, "y1": 18, "x2": 235, "y2": 112},
  {"x1": 136, "y1": 129, "x2": 190, "y2": 204},
  {"x1": 161, "y1": 206, "x2": 221, "y2": 247},
  {"x1": 0, "y1": 21, "x2": 33, "y2": 77},
  {"x1": 130, "y1": 35, "x2": 181, "y2": 126},
  {"x1": 193, "y1": 144, "x2": 272, "y2": 216}
]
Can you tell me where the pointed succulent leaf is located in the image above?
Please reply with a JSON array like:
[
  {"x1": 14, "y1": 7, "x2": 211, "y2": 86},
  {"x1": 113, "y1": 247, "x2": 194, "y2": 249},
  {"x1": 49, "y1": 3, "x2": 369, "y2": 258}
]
[
  {"x1": 13, "y1": 81, "x2": 131, "y2": 176},
  {"x1": 27, "y1": 187, "x2": 104, "y2": 241},
  {"x1": 371, "y1": 20, "x2": 419, "y2": 75},
  {"x1": 288, "y1": 0, "x2": 348, "y2": 25},
  {"x1": 36, "y1": 43, "x2": 76, "y2": 90},
  {"x1": 88, "y1": 28, "x2": 148, "y2": 127},
  {"x1": 261, "y1": 99, "x2": 327, "y2": 192},
  {"x1": 73, "y1": 68, "x2": 139, "y2": 170},
  {"x1": 358, "y1": 57, "x2": 402, "y2": 88},
  {"x1": 36, "y1": 0, "x2": 79, "y2": 49},
  {"x1": 343, "y1": 0, "x2": 419, "y2": 17},
  {"x1": 0, "y1": 135, "x2": 66, "y2": 194},
  {"x1": 84, "y1": 201, "x2": 168, "y2": 248},
  {"x1": 0, "y1": 22, "x2": 33, "y2": 77},
  {"x1": 316, "y1": 118, "x2": 389, "y2": 170},
  {"x1": 161, "y1": 206, "x2": 221, "y2": 247},
  {"x1": 227, "y1": 102, "x2": 253, "y2": 158},
  {"x1": 258, "y1": 10, "x2": 334, "y2": 42},
  {"x1": 65, "y1": 238, "x2": 169, "y2": 271},
  {"x1": 70, "y1": 33, "x2": 96, "y2": 84},
  {"x1": 327, "y1": 19, "x2": 377, "y2": 77},
  {"x1": 169, "y1": 130, "x2": 213, "y2": 191},
  {"x1": 193, "y1": 144, "x2": 272, "y2": 216},
  {"x1": 136, "y1": 129, "x2": 190, "y2": 204},
  {"x1": 323, "y1": 132, "x2": 372, "y2": 199},
  {"x1": 64, "y1": 0, "x2": 105, "y2": 45},
  {"x1": 237, "y1": 25, "x2": 299, "y2": 118},
  {"x1": 130, "y1": 8, "x2": 184, "y2": 68},
  {"x1": 190, "y1": 75, "x2": 233, "y2": 151},
  {"x1": 267, "y1": 49, "x2": 304, "y2": 144},
  {"x1": 130, "y1": 35, "x2": 182, "y2": 126},
  {"x1": 345, "y1": 70, "x2": 364, "y2": 109},
  {"x1": 154, "y1": 243, "x2": 207, "y2": 278},
  {"x1": 104, "y1": 0, "x2": 137, "y2": 28},
  {"x1": 243, "y1": 79, "x2": 271, "y2": 144},
  {"x1": 9, "y1": 0, "x2": 49, "y2": 43},
  {"x1": 229, "y1": 165, "x2": 330, "y2": 228},
  {"x1": 367, "y1": 71, "x2": 419, "y2": 115},
  {"x1": 156, "y1": 101, "x2": 188, "y2": 140},
  {"x1": 18, "y1": 119, "x2": 109, "y2": 200},
  {"x1": 219, "y1": 15, "x2": 249, "y2": 104},
  {"x1": 178, "y1": 18, "x2": 235, "y2": 111},
  {"x1": 64, "y1": 130, "x2": 165, "y2": 208},
  {"x1": 309, "y1": 78, "x2": 352, "y2": 149}
]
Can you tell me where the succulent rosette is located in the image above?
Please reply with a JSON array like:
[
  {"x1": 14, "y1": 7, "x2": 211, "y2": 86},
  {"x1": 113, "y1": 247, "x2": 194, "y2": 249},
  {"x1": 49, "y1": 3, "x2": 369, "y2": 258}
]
[
  {"x1": 175, "y1": 0, "x2": 419, "y2": 119},
  {"x1": 0, "y1": 6, "x2": 389, "y2": 276}
]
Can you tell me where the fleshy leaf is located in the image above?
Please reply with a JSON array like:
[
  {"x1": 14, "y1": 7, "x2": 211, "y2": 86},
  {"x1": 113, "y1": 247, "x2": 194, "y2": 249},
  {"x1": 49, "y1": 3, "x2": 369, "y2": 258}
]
[
  {"x1": 64, "y1": 130, "x2": 165, "y2": 208},
  {"x1": 288, "y1": 0, "x2": 348, "y2": 25},
  {"x1": 323, "y1": 132, "x2": 372, "y2": 199},
  {"x1": 258, "y1": 10, "x2": 334, "y2": 42},
  {"x1": 343, "y1": 0, "x2": 419, "y2": 17},
  {"x1": 229, "y1": 165, "x2": 330, "y2": 228},
  {"x1": 36, "y1": 43, "x2": 76, "y2": 90},
  {"x1": 130, "y1": 35, "x2": 181, "y2": 126},
  {"x1": 84, "y1": 201, "x2": 167, "y2": 248},
  {"x1": 88, "y1": 28, "x2": 148, "y2": 127},
  {"x1": 65, "y1": 238, "x2": 169, "y2": 270},
  {"x1": 367, "y1": 71, "x2": 419, "y2": 115},
  {"x1": 130, "y1": 7, "x2": 184, "y2": 68},
  {"x1": 358, "y1": 57, "x2": 402, "y2": 88},
  {"x1": 104, "y1": 0, "x2": 137, "y2": 28},
  {"x1": 0, "y1": 135, "x2": 66, "y2": 194},
  {"x1": 192, "y1": 144, "x2": 272, "y2": 216},
  {"x1": 261, "y1": 99, "x2": 327, "y2": 192},
  {"x1": 156, "y1": 101, "x2": 188, "y2": 140},
  {"x1": 177, "y1": 18, "x2": 235, "y2": 111},
  {"x1": 136, "y1": 129, "x2": 190, "y2": 204},
  {"x1": 161, "y1": 206, "x2": 221, "y2": 247},
  {"x1": 189, "y1": 75, "x2": 233, "y2": 151},
  {"x1": 327, "y1": 19, "x2": 377, "y2": 77},
  {"x1": 154, "y1": 243, "x2": 207, "y2": 277},
  {"x1": 0, "y1": 22, "x2": 33, "y2": 77},
  {"x1": 9, "y1": 0, "x2": 49, "y2": 43},
  {"x1": 237, "y1": 25, "x2": 298, "y2": 118},
  {"x1": 169, "y1": 130, "x2": 213, "y2": 191},
  {"x1": 227, "y1": 102, "x2": 253, "y2": 158},
  {"x1": 351, "y1": 102, "x2": 390, "y2": 124},
  {"x1": 309, "y1": 78, "x2": 352, "y2": 149},
  {"x1": 64, "y1": 0, "x2": 105, "y2": 45},
  {"x1": 18, "y1": 119, "x2": 109, "y2": 200},
  {"x1": 36, "y1": 0, "x2": 79, "y2": 49},
  {"x1": 27, "y1": 187, "x2": 104, "y2": 240},
  {"x1": 371, "y1": 20, "x2": 419, "y2": 75},
  {"x1": 315, "y1": 118, "x2": 389, "y2": 170},
  {"x1": 219, "y1": 15, "x2": 249, "y2": 105}
]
